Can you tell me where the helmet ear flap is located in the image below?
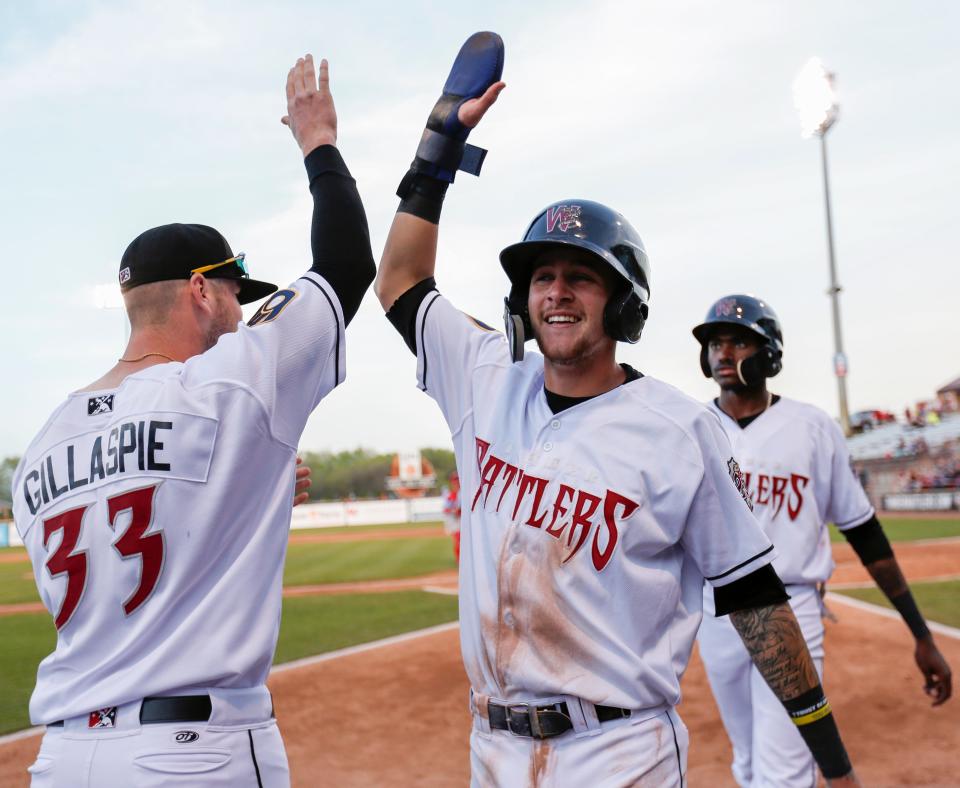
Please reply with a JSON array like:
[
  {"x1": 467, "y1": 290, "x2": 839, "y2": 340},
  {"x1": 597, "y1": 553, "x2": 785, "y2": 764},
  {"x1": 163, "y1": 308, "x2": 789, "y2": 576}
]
[
  {"x1": 767, "y1": 348, "x2": 783, "y2": 378},
  {"x1": 604, "y1": 290, "x2": 647, "y2": 343},
  {"x1": 503, "y1": 285, "x2": 532, "y2": 363},
  {"x1": 699, "y1": 345, "x2": 711, "y2": 378},
  {"x1": 738, "y1": 347, "x2": 782, "y2": 385}
]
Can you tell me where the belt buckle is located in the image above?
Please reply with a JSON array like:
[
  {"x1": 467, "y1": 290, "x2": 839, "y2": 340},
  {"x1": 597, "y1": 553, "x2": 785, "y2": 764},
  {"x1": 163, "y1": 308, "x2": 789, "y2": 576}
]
[
  {"x1": 508, "y1": 702, "x2": 554, "y2": 739},
  {"x1": 505, "y1": 702, "x2": 540, "y2": 739}
]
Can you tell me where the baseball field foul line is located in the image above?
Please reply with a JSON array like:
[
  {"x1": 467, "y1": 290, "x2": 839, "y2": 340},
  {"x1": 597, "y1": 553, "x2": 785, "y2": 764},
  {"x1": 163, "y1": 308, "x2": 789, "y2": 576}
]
[
  {"x1": 270, "y1": 621, "x2": 461, "y2": 674},
  {"x1": 825, "y1": 592, "x2": 960, "y2": 640}
]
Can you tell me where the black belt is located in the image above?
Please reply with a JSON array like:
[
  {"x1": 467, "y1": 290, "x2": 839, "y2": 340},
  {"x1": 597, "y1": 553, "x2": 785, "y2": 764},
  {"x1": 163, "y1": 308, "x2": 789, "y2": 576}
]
[
  {"x1": 49, "y1": 695, "x2": 212, "y2": 727},
  {"x1": 487, "y1": 700, "x2": 631, "y2": 739}
]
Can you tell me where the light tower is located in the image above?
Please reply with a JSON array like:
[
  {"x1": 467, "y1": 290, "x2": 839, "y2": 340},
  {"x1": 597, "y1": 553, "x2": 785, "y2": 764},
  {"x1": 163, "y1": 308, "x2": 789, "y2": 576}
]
[{"x1": 793, "y1": 57, "x2": 851, "y2": 435}]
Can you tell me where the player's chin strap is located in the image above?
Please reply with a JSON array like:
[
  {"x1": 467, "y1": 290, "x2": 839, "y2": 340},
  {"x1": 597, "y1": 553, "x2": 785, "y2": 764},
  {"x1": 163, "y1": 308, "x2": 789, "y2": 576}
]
[
  {"x1": 504, "y1": 298, "x2": 526, "y2": 363},
  {"x1": 396, "y1": 31, "x2": 504, "y2": 210}
]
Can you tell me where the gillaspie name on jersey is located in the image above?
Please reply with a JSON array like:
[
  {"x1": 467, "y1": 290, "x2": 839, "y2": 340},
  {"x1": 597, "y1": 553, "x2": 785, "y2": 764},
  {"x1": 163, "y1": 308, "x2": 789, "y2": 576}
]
[{"x1": 20, "y1": 413, "x2": 217, "y2": 518}]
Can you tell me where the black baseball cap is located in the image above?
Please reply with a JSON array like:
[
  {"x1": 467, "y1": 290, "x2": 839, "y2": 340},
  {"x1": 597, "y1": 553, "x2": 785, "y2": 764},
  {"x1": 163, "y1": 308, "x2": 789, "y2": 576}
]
[{"x1": 119, "y1": 223, "x2": 278, "y2": 305}]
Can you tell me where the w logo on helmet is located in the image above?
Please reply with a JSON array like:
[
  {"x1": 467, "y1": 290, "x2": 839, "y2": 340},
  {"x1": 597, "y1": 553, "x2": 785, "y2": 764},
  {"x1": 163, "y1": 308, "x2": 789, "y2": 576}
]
[
  {"x1": 545, "y1": 205, "x2": 582, "y2": 233},
  {"x1": 715, "y1": 298, "x2": 738, "y2": 317}
]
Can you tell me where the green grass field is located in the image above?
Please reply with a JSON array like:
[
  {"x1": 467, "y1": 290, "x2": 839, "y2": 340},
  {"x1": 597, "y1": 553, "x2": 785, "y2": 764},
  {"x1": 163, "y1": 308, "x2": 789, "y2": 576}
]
[
  {"x1": 829, "y1": 517, "x2": 960, "y2": 543},
  {"x1": 0, "y1": 523, "x2": 457, "y2": 606},
  {"x1": 0, "y1": 614, "x2": 55, "y2": 736},
  {"x1": 834, "y1": 579, "x2": 960, "y2": 629},
  {"x1": 284, "y1": 536, "x2": 456, "y2": 586}
]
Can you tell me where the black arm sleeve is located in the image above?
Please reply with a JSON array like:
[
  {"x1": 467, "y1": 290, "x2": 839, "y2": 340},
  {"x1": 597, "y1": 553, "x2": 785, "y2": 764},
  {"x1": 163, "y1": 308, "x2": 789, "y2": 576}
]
[
  {"x1": 842, "y1": 515, "x2": 894, "y2": 565},
  {"x1": 305, "y1": 145, "x2": 376, "y2": 326},
  {"x1": 385, "y1": 277, "x2": 438, "y2": 354},
  {"x1": 713, "y1": 563, "x2": 790, "y2": 616}
]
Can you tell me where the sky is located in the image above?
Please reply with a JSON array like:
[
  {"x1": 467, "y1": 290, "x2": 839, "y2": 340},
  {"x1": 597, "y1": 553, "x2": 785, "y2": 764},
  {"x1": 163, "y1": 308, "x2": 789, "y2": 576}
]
[{"x1": 1, "y1": 0, "x2": 957, "y2": 458}]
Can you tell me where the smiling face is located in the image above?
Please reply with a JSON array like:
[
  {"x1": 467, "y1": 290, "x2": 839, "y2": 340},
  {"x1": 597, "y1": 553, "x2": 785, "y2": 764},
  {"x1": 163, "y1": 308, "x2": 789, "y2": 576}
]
[
  {"x1": 527, "y1": 249, "x2": 616, "y2": 367},
  {"x1": 706, "y1": 326, "x2": 764, "y2": 390}
]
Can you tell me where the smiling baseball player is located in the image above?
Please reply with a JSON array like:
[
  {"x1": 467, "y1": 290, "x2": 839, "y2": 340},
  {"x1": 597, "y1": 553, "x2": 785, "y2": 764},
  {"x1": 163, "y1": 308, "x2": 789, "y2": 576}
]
[
  {"x1": 693, "y1": 294, "x2": 952, "y2": 787},
  {"x1": 374, "y1": 32, "x2": 860, "y2": 787},
  {"x1": 12, "y1": 55, "x2": 374, "y2": 787}
]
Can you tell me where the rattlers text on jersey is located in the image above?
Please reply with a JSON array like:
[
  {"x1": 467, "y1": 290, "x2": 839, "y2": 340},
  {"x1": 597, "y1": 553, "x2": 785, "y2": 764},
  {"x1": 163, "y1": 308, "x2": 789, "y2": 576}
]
[
  {"x1": 12, "y1": 272, "x2": 344, "y2": 725},
  {"x1": 413, "y1": 293, "x2": 776, "y2": 712},
  {"x1": 705, "y1": 396, "x2": 874, "y2": 585}
]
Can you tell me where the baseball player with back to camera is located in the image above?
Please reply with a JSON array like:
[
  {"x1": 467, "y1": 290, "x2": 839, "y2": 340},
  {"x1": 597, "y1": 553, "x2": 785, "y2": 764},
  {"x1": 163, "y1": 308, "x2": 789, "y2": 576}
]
[
  {"x1": 693, "y1": 294, "x2": 952, "y2": 787},
  {"x1": 12, "y1": 54, "x2": 374, "y2": 786},
  {"x1": 374, "y1": 31, "x2": 860, "y2": 786}
]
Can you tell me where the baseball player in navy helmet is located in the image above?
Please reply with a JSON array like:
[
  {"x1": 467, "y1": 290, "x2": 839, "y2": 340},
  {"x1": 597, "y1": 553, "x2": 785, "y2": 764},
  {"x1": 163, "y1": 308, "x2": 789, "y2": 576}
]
[
  {"x1": 694, "y1": 294, "x2": 952, "y2": 787},
  {"x1": 13, "y1": 54, "x2": 374, "y2": 786},
  {"x1": 374, "y1": 32, "x2": 860, "y2": 787}
]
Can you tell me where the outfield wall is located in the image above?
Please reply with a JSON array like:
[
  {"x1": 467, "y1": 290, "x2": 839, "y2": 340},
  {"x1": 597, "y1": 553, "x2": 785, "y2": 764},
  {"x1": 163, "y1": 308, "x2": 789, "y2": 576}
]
[
  {"x1": 288, "y1": 496, "x2": 445, "y2": 529},
  {"x1": 882, "y1": 490, "x2": 960, "y2": 512}
]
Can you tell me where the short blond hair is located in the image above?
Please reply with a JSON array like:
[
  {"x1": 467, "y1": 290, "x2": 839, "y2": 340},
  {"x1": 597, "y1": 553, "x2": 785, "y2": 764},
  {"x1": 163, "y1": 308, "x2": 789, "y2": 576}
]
[{"x1": 123, "y1": 280, "x2": 184, "y2": 329}]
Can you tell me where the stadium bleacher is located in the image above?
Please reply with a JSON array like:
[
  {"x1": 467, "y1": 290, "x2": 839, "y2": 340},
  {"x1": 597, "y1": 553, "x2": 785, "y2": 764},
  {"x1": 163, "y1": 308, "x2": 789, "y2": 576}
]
[{"x1": 847, "y1": 413, "x2": 960, "y2": 461}]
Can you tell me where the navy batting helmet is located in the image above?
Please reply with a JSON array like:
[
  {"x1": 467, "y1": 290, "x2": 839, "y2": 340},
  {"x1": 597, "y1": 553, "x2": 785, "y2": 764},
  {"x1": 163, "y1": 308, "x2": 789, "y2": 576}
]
[
  {"x1": 499, "y1": 200, "x2": 651, "y2": 361},
  {"x1": 692, "y1": 294, "x2": 783, "y2": 385}
]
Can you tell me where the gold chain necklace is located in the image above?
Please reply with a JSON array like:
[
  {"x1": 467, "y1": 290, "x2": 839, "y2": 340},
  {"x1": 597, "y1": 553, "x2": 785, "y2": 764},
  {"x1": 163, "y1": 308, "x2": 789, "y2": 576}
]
[{"x1": 118, "y1": 352, "x2": 176, "y2": 363}]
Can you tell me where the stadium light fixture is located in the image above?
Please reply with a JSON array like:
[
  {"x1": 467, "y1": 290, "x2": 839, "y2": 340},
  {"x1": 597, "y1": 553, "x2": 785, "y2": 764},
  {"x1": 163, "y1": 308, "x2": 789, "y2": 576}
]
[
  {"x1": 792, "y1": 57, "x2": 839, "y2": 138},
  {"x1": 793, "y1": 57, "x2": 851, "y2": 435}
]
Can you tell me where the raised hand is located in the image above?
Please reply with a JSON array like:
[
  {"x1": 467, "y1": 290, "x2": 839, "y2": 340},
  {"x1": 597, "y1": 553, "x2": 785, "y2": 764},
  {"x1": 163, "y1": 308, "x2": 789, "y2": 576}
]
[{"x1": 282, "y1": 54, "x2": 337, "y2": 155}]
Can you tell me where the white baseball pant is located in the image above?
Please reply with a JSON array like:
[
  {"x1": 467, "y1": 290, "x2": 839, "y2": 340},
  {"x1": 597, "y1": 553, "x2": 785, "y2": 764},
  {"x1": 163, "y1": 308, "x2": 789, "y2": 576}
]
[
  {"x1": 470, "y1": 699, "x2": 688, "y2": 787},
  {"x1": 26, "y1": 686, "x2": 289, "y2": 788}
]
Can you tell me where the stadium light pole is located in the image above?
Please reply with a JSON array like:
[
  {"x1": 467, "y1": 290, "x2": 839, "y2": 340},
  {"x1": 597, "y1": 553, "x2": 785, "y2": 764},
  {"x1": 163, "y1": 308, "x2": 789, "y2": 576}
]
[{"x1": 793, "y1": 57, "x2": 851, "y2": 436}]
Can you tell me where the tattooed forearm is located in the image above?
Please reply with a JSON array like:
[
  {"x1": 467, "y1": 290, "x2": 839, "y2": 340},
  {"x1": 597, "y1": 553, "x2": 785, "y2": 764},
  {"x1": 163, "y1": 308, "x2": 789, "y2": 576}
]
[
  {"x1": 729, "y1": 602, "x2": 820, "y2": 701},
  {"x1": 864, "y1": 557, "x2": 909, "y2": 599}
]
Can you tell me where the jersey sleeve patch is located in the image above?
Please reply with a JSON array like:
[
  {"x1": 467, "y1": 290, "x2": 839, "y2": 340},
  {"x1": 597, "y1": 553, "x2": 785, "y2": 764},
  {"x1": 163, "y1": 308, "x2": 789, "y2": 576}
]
[
  {"x1": 465, "y1": 314, "x2": 499, "y2": 333},
  {"x1": 247, "y1": 288, "x2": 298, "y2": 327},
  {"x1": 727, "y1": 457, "x2": 754, "y2": 511}
]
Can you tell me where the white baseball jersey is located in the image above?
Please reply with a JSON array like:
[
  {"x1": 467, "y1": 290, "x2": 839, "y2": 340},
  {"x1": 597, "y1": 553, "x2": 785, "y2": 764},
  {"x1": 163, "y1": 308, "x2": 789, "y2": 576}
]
[
  {"x1": 413, "y1": 293, "x2": 775, "y2": 712},
  {"x1": 705, "y1": 396, "x2": 874, "y2": 586},
  {"x1": 12, "y1": 272, "x2": 344, "y2": 725}
]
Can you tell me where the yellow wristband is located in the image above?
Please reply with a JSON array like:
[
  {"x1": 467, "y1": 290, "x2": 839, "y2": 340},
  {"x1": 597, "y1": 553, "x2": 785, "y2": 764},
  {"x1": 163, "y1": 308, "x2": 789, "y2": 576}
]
[{"x1": 791, "y1": 700, "x2": 832, "y2": 726}]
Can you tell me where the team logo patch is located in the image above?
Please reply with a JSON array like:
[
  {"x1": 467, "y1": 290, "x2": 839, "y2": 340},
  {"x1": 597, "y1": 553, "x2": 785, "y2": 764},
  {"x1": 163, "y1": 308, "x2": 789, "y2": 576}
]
[
  {"x1": 87, "y1": 394, "x2": 114, "y2": 415},
  {"x1": 727, "y1": 457, "x2": 754, "y2": 511},
  {"x1": 248, "y1": 288, "x2": 297, "y2": 327},
  {"x1": 119, "y1": 267, "x2": 131, "y2": 285},
  {"x1": 88, "y1": 707, "x2": 117, "y2": 728},
  {"x1": 466, "y1": 314, "x2": 497, "y2": 332},
  {"x1": 545, "y1": 204, "x2": 582, "y2": 233},
  {"x1": 174, "y1": 730, "x2": 200, "y2": 743},
  {"x1": 715, "y1": 298, "x2": 739, "y2": 317}
]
